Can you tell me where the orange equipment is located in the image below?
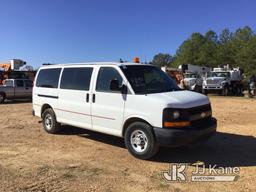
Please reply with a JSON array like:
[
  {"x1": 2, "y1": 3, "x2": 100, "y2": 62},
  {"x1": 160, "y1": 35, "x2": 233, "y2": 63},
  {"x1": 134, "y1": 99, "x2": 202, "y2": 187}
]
[
  {"x1": 133, "y1": 57, "x2": 140, "y2": 63},
  {"x1": 0, "y1": 63, "x2": 11, "y2": 71}
]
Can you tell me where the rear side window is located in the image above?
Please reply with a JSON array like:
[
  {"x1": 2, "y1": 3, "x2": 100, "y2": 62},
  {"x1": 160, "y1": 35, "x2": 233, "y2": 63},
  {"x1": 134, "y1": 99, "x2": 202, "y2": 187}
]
[
  {"x1": 60, "y1": 67, "x2": 93, "y2": 90},
  {"x1": 36, "y1": 68, "x2": 61, "y2": 88},
  {"x1": 96, "y1": 67, "x2": 123, "y2": 92}
]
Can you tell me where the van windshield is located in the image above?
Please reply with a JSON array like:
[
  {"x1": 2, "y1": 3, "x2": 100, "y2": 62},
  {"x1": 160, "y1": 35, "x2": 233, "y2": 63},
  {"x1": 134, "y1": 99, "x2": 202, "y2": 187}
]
[{"x1": 120, "y1": 65, "x2": 180, "y2": 94}]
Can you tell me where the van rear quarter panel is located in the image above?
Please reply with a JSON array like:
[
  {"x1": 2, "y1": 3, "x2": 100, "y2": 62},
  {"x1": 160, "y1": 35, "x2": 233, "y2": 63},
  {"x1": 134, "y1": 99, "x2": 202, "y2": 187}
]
[{"x1": 33, "y1": 87, "x2": 59, "y2": 117}]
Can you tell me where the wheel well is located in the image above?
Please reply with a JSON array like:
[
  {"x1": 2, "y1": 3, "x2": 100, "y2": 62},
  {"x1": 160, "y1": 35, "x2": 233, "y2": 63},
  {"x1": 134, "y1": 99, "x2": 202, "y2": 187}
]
[
  {"x1": 41, "y1": 104, "x2": 52, "y2": 117},
  {"x1": 122, "y1": 117, "x2": 150, "y2": 137}
]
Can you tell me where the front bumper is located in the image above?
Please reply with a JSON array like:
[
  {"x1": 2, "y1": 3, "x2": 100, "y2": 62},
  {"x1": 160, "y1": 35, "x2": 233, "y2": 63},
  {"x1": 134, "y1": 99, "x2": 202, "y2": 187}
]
[
  {"x1": 153, "y1": 118, "x2": 217, "y2": 147},
  {"x1": 203, "y1": 85, "x2": 223, "y2": 90}
]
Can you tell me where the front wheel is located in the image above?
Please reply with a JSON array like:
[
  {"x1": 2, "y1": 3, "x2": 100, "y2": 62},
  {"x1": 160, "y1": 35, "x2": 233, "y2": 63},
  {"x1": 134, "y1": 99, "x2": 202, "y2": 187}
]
[
  {"x1": 124, "y1": 122, "x2": 159, "y2": 159},
  {"x1": 202, "y1": 89, "x2": 208, "y2": 95},
  {"x1": 222, "y1": 86, "x2": 229, "y2": 96}
]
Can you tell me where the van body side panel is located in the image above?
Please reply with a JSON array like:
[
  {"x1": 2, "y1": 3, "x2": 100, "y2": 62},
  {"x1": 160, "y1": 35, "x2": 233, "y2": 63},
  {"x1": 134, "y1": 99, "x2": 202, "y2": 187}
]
[
  {"x1": 33, "y1": 68, "x2": 62, "y2": 118},
  {"x1": 91, "y1": 66, "x2": 126, "y2": 137},
  {"x1": 123, "y1": 94, "x2": 164, "y2": 128},
  {"x1": 33, "y1": 87, "x2": 60, "y2": 116},
  {"x1": 57, "y1": 89, "x2": 92, "y2": 129},
  {"x1": 57, "y1": 66, "x2": 94, "y2": 129}
]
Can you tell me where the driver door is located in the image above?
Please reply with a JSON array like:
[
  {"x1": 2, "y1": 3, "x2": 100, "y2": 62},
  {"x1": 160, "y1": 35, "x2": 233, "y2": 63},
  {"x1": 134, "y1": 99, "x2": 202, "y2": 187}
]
[{"x1": 91, "y1": 66, "x2": 126, "y2": 136}]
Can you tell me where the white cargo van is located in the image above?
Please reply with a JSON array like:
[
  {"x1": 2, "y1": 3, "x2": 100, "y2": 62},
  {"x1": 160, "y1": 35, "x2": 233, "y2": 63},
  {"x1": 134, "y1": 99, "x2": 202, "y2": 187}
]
[{"x1": 33, "y1": 62, "x2": 217, "y2": 159}]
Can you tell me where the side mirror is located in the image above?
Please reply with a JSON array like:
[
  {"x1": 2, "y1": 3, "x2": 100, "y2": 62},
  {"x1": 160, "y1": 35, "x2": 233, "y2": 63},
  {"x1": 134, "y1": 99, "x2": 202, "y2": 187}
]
[
  {"x1": 110, "y1": 79, "x2": 121, "y2": 91},
  {"x1": 110, "y1": 79, "x2": 128, "y2": 94}
]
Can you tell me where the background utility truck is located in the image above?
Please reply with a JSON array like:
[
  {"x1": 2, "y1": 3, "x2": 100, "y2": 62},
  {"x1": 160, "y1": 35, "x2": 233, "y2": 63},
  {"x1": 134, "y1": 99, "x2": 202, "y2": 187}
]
[
  {"x1": 202, "y1": 65, "x2": 243, "y2": 96},
  {"x1": 178, "y1": 64, "x2": 211, "y2": 92}
]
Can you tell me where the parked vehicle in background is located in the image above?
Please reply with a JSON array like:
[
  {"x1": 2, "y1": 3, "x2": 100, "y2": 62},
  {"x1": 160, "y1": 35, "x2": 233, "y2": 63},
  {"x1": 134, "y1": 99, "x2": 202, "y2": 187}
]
[
  {"x1": 202, "y1": 65, "x2": 243, "y2": 96},
  {"x1": 0, "y1": 79, "x2": 33, "y2": 103},
  {"x1": 0, "y1": 59, "x2": 36, "y2": 85},
  {"x1": 183, "y1": 72, "x2": 203, "y2": 92},
  {"x1": 178, "y1": 64, "x2": 210, "y2": 93},
  {"x1": 248, "y1": 74, "x2": 256, "y2": 98},
  {"x1": 161, "y1": 66, "x2": 184, "y2": 88},
  {"x1": 33, "y1": 62, "x2": 217, "y2": 159}
]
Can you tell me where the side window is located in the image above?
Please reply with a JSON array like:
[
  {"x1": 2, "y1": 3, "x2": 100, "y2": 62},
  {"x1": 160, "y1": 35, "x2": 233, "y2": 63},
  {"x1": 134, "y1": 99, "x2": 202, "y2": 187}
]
[
  {"x1": 36, "y1": 68, "x2": 61, "y2": 88},
  {"x1": 4, "y1": 80, "x2": 13, "y2": 87},
  {"x1": 60, "y1": 67, "x2": 93, "y2": 90},
  {"x1": 96, "y1": 67, "x2": 123, "y2": 92},
  {"x1": 16, "y1": 80, "x2": 24, "y2": 87},
  {"x1": 25, "y1": 80, "x2": 33, "y2": 87}
]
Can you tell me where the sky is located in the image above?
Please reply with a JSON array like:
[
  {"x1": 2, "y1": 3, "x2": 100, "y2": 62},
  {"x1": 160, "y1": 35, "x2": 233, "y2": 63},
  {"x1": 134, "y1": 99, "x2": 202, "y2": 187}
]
[{"x1": 0, "y1": 0, "x2": 256, "y2": 68}]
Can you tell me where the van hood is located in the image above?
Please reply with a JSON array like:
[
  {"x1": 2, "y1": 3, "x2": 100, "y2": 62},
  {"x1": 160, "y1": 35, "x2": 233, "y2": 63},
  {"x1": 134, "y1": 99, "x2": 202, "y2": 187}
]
[{"x1": 147, "y1": 90, "x2": 210, "y2": 108}]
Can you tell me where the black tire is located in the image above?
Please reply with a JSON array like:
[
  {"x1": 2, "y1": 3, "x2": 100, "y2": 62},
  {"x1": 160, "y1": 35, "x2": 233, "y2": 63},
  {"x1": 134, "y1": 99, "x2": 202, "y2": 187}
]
[
  {"x1": 124, "y1": 122, "x2": 159, "y2": 159},
  {"x1": 202, "y1": 89, "x2": 208, "y2": 95},
  {"x1": 222, "y1": 86, "x2": 229, "y2": 96},
  {"x1": 194, "y1": 85, "x2": 202, "y2": 93},
  {"x1": 42, "y1": 108, "x2": 61, "y2": 134},
  {"x1": 0, "y1": 92, "x2": 5, "y2": 104}
]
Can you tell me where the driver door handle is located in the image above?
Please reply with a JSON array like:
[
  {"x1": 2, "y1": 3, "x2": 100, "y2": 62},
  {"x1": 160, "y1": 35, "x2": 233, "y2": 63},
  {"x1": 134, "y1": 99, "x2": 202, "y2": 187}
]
[{"x1": 86, "y1": 93, "x2": 89, "y2": 102}]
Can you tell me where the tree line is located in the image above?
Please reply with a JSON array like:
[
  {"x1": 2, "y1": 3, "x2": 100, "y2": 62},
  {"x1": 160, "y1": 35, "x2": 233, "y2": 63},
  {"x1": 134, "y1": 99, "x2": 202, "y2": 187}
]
[{"x1": 151, "y1": 26, "x2": 256, "y2": 76}]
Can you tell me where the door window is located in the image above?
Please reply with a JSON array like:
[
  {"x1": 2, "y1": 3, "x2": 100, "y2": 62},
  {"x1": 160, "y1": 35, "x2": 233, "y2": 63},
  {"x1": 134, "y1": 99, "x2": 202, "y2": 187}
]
[
  {"x1": 96, "y1": 67, "x2": 123, "y2": 92},
  {"x1": 16, "y1": 80, "x2": 24, "y2": 87}
]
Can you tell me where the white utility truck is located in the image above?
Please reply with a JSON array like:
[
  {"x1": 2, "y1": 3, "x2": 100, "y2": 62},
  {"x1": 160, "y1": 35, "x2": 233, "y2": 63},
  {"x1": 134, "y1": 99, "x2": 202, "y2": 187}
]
[
  {"x1": 32, "y1": 62, "x2": 217, "y2": 159},
  {"x1": 202, "y1": 65, "x2": 243, "y2": 96},
  {"x1": 179, "y1": 64, "x2": 211, "y2": 92}
]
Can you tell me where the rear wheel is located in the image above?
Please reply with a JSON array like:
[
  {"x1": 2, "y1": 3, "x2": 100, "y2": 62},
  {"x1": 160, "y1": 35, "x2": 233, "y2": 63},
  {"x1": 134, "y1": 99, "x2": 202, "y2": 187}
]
[
  {"x1": 0, "y1": 93, "x2": 5, "y2": 104},
  {"x1": 124, "y1": 122, "x2": 159, "y2": 159},
  {"x1": 42, "y1": 108, "x2": 61, "y2": 134}
]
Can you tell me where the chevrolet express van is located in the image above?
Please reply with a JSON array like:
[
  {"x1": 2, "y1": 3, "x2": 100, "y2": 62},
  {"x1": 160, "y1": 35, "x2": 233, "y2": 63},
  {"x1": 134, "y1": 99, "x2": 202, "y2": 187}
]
[{"x1": 32, "y1": 62, "x2": 217, "y2": 159}]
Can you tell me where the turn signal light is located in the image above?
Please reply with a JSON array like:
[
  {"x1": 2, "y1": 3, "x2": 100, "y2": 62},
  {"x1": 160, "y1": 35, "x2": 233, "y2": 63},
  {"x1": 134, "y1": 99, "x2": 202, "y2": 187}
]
[{"x1": 164, "y1": 121, "x2": 190, "y2": 127}]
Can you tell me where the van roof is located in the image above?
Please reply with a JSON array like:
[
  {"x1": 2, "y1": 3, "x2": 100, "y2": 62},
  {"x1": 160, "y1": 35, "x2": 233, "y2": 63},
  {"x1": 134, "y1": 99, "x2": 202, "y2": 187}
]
[{"x1": 40, "y1": 62, "x2": 151, "y2": 68}]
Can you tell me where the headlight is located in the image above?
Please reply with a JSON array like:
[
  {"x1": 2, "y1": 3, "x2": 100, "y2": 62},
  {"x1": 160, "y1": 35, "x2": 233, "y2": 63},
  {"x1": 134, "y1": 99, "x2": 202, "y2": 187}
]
[
  {"x1": 163, "y1": 109, "x2": 181, "y2": 121},
  {"x1": 162, "y1": 109, "x2": 190, "y2": 128},
  {"x1": 173, "y1": 111, "x2": 180, "y2": 119}
]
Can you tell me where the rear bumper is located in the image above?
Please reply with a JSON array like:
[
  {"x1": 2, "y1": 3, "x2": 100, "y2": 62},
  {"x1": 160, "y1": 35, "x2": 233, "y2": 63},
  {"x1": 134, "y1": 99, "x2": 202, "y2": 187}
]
[{"x1": 153, "y1": 118, "x2": 217, "y2": 147}]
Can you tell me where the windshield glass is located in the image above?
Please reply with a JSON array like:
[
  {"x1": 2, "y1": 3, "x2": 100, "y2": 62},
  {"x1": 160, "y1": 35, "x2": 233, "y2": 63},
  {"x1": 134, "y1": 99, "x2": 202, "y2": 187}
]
[
  {"x1": 208, "y1": 72, "x2": 230, "y2": 78},
  {"x1": 120, "y1": 65, "x2": 180, "y2": 94},
  {"x1": 185, "y1": 73, "x2": 197, "y2": 78}
]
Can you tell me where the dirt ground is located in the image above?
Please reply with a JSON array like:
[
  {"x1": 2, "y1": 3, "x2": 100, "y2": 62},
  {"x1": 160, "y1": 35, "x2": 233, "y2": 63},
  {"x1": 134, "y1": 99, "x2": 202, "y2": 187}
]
[{"x1": 0, "y1": 96, "x2": 255, "y2": 192}]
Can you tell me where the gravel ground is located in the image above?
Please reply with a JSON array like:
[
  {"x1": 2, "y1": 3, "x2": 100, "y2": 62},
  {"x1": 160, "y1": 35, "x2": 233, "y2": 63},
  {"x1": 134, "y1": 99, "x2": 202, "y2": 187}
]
[{"x1": 0, "y1": 96, "x2": 255, "y2": 192}]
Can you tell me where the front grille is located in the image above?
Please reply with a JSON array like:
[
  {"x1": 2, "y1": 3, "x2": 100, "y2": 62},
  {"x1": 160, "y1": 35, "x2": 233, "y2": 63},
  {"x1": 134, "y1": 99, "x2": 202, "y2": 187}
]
[
  {"x1": 206, "y1": 79, "x2": 219, "y2": 84},
  {"x1": 190, "y1": 117, "x2": 213, "y2": 129},
  {"x1": 187, "y1": 104, "x2": 211, "y2": 115},
  {"x1": 163, "y1": 104, "x2": 213, "y2": 128},
  {"x1": 186, "y1": 104, "x2": 212, "y2": 122}
]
